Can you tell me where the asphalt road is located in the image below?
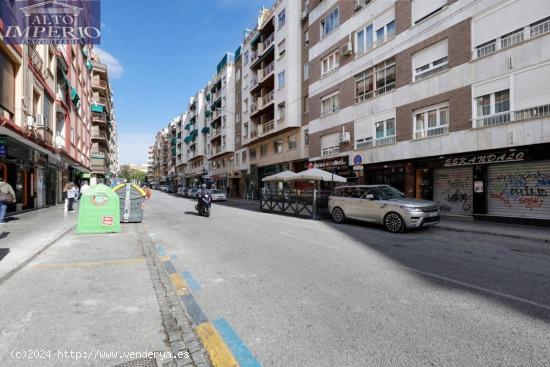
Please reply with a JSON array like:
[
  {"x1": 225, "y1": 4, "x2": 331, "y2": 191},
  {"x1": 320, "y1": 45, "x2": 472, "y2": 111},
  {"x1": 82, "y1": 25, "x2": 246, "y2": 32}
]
[{"x1": 145, "y1": 192, "x2": 550, "y2": 367}]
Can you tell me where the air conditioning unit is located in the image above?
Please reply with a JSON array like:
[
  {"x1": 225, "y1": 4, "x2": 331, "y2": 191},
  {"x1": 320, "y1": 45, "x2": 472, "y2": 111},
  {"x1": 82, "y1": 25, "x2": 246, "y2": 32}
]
[
  {"x1": 339, "y1": 131, "x2": 351, "y2": 143},
  {"x1": 35, "y1": 114, "x2": 45, "y2": 128},
  {"x1": 341, "y1": 42, "x2": 353, "y2": 56}
]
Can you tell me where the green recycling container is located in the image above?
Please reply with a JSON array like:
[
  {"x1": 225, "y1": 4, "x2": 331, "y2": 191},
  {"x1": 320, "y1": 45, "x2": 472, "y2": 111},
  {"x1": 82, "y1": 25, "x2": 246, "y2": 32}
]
[
  {"x1": 76, "y1": 184, "x2": 121, "y2": 234},
  {"x1": 112, "y1": 183, "x2": 147, "y2": 223}
]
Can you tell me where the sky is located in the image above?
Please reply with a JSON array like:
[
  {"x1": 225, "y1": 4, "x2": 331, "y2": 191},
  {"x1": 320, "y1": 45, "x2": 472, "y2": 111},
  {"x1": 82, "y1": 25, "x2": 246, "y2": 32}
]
[{"x1": 98, "y1": 0, "x2": 264, "y2": 165}]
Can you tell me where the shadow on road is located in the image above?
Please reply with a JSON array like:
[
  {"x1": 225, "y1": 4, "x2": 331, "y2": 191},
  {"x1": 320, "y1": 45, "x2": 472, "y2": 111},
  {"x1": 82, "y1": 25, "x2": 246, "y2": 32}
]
[
  {"x1": 0, "y1": 248, "x2": 9, "y2": 261},
  {"x1": 184, "y1": 211, "x2": 199, "y2": 216},
  {"x1": 0, "y1": 232, "x2": 9, "y2": 240}
]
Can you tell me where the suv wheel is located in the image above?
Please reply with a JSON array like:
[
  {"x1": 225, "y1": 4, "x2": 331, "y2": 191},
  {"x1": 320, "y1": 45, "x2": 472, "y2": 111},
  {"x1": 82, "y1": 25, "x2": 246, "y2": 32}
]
[
  {"x1": 384, "y1": 212, "x2": 405, "y2": 233},
  {"x1": 332, "y1": 207, "x2": 345, "y2": 224}
]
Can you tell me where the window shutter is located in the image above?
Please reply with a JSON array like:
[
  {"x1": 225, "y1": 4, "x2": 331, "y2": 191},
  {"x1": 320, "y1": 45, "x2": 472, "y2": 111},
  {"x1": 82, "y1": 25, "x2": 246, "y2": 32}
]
[{"x1": 0, "y1": 49, "x2": 16, "y2": 115}]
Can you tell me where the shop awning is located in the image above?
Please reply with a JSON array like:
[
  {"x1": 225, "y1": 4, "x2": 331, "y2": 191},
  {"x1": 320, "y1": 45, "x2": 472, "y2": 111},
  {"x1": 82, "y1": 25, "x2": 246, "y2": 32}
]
[
  {"x1": 262, "y1": 170, "x2": 296, "y2": 182},
  {"x1": 287, "y1": 168, "x2": 347, "y2": 183}
]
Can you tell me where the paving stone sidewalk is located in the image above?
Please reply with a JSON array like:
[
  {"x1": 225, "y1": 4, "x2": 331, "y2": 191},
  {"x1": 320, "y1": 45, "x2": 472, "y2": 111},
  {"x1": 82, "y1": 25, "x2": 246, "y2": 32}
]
[{"x1": 0, "y1": 204, "x2": 77, "y2": 283}]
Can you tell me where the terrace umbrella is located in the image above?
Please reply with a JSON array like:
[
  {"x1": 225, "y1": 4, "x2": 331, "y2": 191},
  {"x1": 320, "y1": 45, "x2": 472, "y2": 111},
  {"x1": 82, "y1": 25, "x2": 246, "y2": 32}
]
[
  {"x1": 261, "y1": 170, "x2": 297, "y2": 182},
  {"x1": 288, "y1": 168, "x2": 347, "y2": 183}
]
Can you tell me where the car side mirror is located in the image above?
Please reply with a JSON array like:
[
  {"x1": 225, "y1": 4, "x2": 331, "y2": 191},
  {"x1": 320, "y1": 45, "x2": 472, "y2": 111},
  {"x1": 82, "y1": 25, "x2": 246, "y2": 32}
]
[{"x1": 364, "y1": 194, "x2": 375, "y2": 200}]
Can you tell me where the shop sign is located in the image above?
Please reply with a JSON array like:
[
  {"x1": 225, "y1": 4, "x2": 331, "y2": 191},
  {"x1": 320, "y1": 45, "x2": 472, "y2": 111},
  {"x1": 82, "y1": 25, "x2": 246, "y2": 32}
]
[
  {"x1": 474, "y1": 180, "x2": 484, "y2": 193},
  {"x1": 0, "y1": 136, "x2": 7, "y2": 158},
  {"x1": 313, "y1": 156, "x2": 349, "y2": 170},
  {"x1": 353, "y1": 154, "x2": 363, "y2": 166},
  {"x1": 444, "y1": 151, "x2": 525, "y2": 167},
  {"x1": 102, "y1": 216, "x2": 114, "y2": 226}
]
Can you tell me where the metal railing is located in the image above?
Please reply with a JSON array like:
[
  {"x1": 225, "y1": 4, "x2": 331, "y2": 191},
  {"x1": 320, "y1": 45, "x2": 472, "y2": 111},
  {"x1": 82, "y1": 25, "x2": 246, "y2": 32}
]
[
  {"x1": 260, "y1": 120, "x2": 275, "y2": 135},
  {"x1": 414, "y1": 125, "x2": 449, "y2": 139},
  {"x1": 355, "y1": 83, "x2": 395, "y2": 104},
  {"x1": 91, "y1": 130, "x2": 107, "y2": 140},
  {"x1": 321, "y1": 107, "x2": 339, "y2": 117},
  {"x1": 250, "y1": 102, "x2": 259, "y2": 114},
  {"x1": 374, "y1": 136, "x2": 396, "y2": 146},
  {"x1": 355, "y1": 140, "x2": 373, "y2": 150},
  {"x1": 531, "y1": 19, "x2": 550, "y2": 37},
  {"x1": 474, "y1": 104, "x2": 550, "y2": 128},
  {"x1": 92, "y1": 79, "x2": 108, "y2": 89},
  {"x1": 211, "y1": 127, "x2": 222, "y2": 137},
  {"x1": 263, "y1": 33, "x2": 274, "y2": 51},
  {"x1": 321, "y1": 146, "x2": 340, "y2": 157},
  {"x1": 372, "y1": 31, "x2": 396, "y2": 48},
  {"x1": 500, "y1": 30, "x2": 524, "y2": 49},
  {"x1": 262, "y1": 62, "x2": 275, "y2": 79},
  {"x1": 92, "y1": 112, "x2": 107, "y2": 123},
  {"x1": 262, "y1": 92, "x2": 274, "y2": 106},
  {"x1": 29, "y1": 46, "x2": 43, "y2": 71},
  {"x1": 475, "y1": 42, "x2": 496, "y2": 58}
]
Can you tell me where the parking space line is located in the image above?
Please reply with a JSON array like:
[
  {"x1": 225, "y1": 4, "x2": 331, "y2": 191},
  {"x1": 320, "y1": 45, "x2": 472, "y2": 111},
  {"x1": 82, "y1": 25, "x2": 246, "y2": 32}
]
[
  {"x1": 182, "y1": 271, "x2": 202, "y2": 291},
  {"x1": 196, "y1": 322, "x2": 239, "y2": 367},
  {"x1": 213, "y1": 318, "x2": 262, "y2": 367},
  {"x1": 169, "y1": 273, "x2": 189, "y2": 296}
]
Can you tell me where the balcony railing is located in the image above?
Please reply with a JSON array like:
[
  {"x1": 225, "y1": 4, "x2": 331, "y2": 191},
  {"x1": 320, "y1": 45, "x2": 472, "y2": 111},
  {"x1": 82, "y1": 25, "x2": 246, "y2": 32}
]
[
  {"x1": 29, "y1": 46, "x2": 43, "y2": 71},
  {"x1": 92, "y1": 112, "x2": 107, "y2": 123},
  {"x1": 374, "y1": 136, "x2": 396, "y2": 146},
  {"x1": 258, "y1": 120, "x2": 275, "y2": 135},
  {"x1": 91, "y1": 130, "x2": 107, "y2": 140},
  {"x1": 358, "y1": 31, "x2": 396, "y2": 57},
  {"x1": 500, "y1": 30, "x2": 524, "y2": 49},
  {"x1": 211, "y1": 127, "x2": 222, "y2": 138},
  {"x1": 262, "y1": 62, "x2": 275, "y2": 79},
  {"x1": 414, "y1": 125, "x2": 449, "y2": 139},
  {"x1": 531, "y1": 18, "x2": 550, "y2": 37},
  {"x1": 262, "y1": 92, "x2": 274, "y2": 106},
  {"x1": 355, "y1": 140, "x2": 373, "y2": 150},
  {"x1": 250, "y1": 102, "x2": 259, "y2": 114},
  {"x1": 94, "y1": 96, "x2": 108, "y2": 105},
  {"x1": 473, "y1": 104, "x2": 550, "y2": 128},
  {"x1": 92, "y1": 79, "x2": 108, "y2": 89},
  {"x1": 321, "y1": 146, "x2": 340, "y2": 157},
  {"x1": 263, "y1": 33, "x2": 274, "y2": 51},
  {"x1": 321, "y1": 107, "x2": 339, "y2": 117},
  {"x1": 355, "y1": 83, "x2": 396, "y2": 104}
]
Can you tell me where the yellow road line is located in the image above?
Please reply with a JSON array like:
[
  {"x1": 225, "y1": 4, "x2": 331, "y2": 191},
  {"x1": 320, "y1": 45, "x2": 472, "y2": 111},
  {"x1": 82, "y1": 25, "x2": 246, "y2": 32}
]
[
  {"x1": 32, "y1": 257, "x2": 145, "y2": 269},
  {"x1": 196, "y1": 322, "x2": 238, "y2": 367},
  {"x1": 169, "y1": 273, "x2": 189, "y2": 296}
]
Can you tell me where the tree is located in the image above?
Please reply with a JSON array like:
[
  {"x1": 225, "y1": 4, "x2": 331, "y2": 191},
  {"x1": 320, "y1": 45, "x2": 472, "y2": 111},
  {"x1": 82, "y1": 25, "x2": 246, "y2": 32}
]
[{"x1": 119, "y1": 164, "x2": 147, "y2": 184}]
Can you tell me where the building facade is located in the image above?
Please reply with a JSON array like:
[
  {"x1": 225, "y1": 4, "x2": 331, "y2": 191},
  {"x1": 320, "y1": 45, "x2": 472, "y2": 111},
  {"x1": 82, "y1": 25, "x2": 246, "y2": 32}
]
[{"x1": 149, "y1": 0, "x2": 550, "y2": 224}]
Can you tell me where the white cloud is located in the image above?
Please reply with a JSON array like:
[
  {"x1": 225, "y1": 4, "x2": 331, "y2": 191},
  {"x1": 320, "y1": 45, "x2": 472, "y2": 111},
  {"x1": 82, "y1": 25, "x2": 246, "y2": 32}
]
[{"x1": 94, "y1": 47, "x2": 124, "y2": 79}]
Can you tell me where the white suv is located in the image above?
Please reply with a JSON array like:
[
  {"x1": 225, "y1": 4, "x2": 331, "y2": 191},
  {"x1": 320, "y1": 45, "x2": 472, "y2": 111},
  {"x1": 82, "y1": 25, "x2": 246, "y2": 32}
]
[{"x1": 328, "y1": 185, "x2": 440, "y2": 233}]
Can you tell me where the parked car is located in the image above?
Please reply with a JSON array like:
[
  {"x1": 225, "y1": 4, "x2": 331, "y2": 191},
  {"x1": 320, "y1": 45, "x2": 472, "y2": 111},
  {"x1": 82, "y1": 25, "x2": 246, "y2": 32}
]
[
  {"x1": 210, "y1": 189, "x2": 227, "y2": 202},
  {"x1": 158, "y1": 185, "x2": 169, "y2": 192},
  {"x1": 328, "y1": 185, "x2": 440, "y2": 233},
  {"x1": 168, "y1": 186, "x2": 177, "y2": 194}
]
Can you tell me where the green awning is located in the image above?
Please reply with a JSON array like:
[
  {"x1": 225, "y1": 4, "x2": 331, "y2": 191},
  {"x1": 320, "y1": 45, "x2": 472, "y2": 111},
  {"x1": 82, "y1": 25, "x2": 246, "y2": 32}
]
[
  {"x1": 91, "y1": 104, "x2": 104, "y2": 113},
  {"x1": 201, "y1": 127, "x2": 210, "y2": 134},
  {"x1": 70, "y1": 87, "x2": 80, "y2": 106},
  {"x1": 86, "y1": 59, "x2": 93, "y2": 71}
]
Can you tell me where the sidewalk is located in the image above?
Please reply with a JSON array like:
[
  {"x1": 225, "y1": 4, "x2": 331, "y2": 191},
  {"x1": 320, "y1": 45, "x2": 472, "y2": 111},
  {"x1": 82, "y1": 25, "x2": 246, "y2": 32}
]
[
  {"x1": 220, "y1": 198, "x2": 550, "y2": 242},
  {"x1": 0, "y1": 204, "x2": 77, "y2": 283}
]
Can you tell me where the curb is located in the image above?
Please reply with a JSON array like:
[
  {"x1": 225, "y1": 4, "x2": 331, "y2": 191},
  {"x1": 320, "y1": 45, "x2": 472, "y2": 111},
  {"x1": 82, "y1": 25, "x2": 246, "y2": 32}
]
[
  {"x1": 433, "y1": 225, "x2": 550, "y2": 243},
  {"x1": 0, "y1": 225, "x2": 75, "y2": 285}
]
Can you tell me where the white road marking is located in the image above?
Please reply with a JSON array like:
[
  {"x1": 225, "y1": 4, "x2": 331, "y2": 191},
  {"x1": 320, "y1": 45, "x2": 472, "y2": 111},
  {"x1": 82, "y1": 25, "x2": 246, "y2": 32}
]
[
  {"x1": 279, "y1": 232, "x2": 340, "y2": 250},
  {"x1": 403, "y1": 266, "x2": 550, "y2": 312}
]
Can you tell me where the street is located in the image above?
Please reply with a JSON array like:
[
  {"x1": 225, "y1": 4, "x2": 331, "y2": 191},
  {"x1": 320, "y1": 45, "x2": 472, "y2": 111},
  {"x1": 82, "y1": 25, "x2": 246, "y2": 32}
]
[{"x1": 1, "y1": 192, "x2": 550, "y2": 367}]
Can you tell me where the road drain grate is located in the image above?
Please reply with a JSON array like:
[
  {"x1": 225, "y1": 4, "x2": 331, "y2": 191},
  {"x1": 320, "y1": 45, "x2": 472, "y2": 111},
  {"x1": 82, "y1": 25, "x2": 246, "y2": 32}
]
[{"x1": 111, "y1": 358, "x2": 158, "y2": 367}]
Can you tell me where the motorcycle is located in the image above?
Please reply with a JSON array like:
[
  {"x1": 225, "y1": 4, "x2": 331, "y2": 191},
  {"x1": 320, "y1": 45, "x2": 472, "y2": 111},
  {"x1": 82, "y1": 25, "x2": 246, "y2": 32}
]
[{"x1": 196, "y1": 194, "x2": 212, "y2": 217}]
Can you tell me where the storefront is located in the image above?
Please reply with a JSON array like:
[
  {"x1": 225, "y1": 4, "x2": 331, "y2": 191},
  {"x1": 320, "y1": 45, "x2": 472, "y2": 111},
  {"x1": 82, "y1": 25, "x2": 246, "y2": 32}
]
[{"x1": 371, "y1": 145, "x2": 550, "y2": 225}]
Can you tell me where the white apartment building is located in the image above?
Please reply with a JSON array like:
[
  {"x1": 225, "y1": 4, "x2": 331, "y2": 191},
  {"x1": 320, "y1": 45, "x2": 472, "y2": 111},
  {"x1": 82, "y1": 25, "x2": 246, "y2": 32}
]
[
  {"x1": 306, "y1": 0, "x2": 550, "y2": 224},
  {"x1": 183, "y1": 89, "x2": 209, "y2": 187}
]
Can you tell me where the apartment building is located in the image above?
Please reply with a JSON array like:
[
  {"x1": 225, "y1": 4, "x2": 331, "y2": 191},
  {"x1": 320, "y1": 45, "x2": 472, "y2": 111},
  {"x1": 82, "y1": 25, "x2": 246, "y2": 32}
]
[
  {"x1": 306, "y1": 0, "x2": 550, "y2": 224},
  {"x1": 183, "y1": 89, "x2": 209, "y2": 188},
  {"x1": 239, "y1": 0, "x2": 310, "y2": 198},
  {"x1": 207, "y1": 53, "x2": 237, "y2": 191},
  {"x1": 147, "y1": 145, "x2": 155, "y2": 182},
  {"x1": 0, "y1": 28, "x2": 95, "y2": 212}
]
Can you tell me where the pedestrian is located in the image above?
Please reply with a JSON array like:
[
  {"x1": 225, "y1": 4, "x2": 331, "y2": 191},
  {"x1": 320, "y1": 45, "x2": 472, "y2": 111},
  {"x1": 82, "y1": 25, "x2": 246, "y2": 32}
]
[
  {"x1": 67, "y1": 183, "x2": 77, "y2": 212},
  {"x1": 74, "y1": 184, "x2": 81, "y2": 202},
  {"x1": 0, "y1": 177, "x2": 16, "y2": 224},
  {"x1": 80, "y1": 181, "x2": 91, "y2": 196}
]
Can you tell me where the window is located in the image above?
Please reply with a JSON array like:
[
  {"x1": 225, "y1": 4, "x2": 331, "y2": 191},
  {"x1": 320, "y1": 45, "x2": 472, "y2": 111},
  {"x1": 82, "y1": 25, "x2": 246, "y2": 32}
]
[
  {"x1": 374, "y1": 118, "x2": 396, "y2": 145},
  {"x1": 244, "y1": 51, "x2": 249, "y2": 65},
  {"x1": 236, "y1": 112, "x2": 241, "y2": 123},
  {"x1": 475, "y1": 39, "x2": 496, "y2": 58},
  {"x1": 321, "y1": 51, "x2": 339, "y2": 77},
  {"x1": 242, "y1": 151, "x2": 247, "y2": 163},
  {"x1": 413, "y1": 39, "x2": 448, "y2": 81},
  {"x1": 475, "y1": 89, "x2": 511, "y2": 127},
  {"x1": 321, "y1": 92, "x2": 339, "y2": 117},
  {"x1": 0, "y1": 49, "x2": 16, "y2": 116},
  {"x1": 355, "y1": 57, "x2": 395, "y2": 103},
  {"x1": 321, "y1": 133, "x2": 340, "y2": 156},
  {"x1": 274, "y1": 139, "x2": 283, "y2": 154},
  {"x1": 321, "y1": 8, "x2": 339, "y2": 38},
  {"x1": 244, "y1": 122, "x2": 249, "y2": 136},
  {"x1": 414, "y1": 104, "x2": 448, "y2": 139},
  {"x1": 250, "y1": 149, "x2": 256, "y2": 160},
  {"x1": 356, "y1": 24, "x2": 373, "y2": 55},
  {"x1": 304, "y1": 129, "x2": 309, "y2": 146},
  {"x1": 236, "y1": 153, "x2": 240, "y2": 166},
  {"x1": 303, "y1": 63, "x2": 309, "y2": 80},
  {"x1": 303, "y1": 96, "x2": 309, "y2": 114},
  {"x1": 278, "y1": 40, "x2": 286, "y2": 57},
  {"x1": 278, "y1": 9, "x2": 286, "y2": 29},
  {"x1": 243, "y1": 98, "x2": 248, "y2": 112},
  {"x1": 43, "y1": 96, "x2": 53, "y2": 130},
  {"x1": 236, "y1": 69, "x2": 241, "y2": 81},
  {"x1": 304, "y1": 30, "x2": 309, "y2": 47},
  {"x1": 260, "y1": 144, "x2": 268, "y2": 157},
  {"x1": 278, "y1": 102, "x2": 286, "y2": 120},
  {"x1": 288, "y1": 135, "x2": 297, "y2": 150},
  {"x1": 277, "y1": 70, "x2": 286, "y2": 89},
  {"x1": 236, "y1": 132, "x2": 241, "y2": 146}
]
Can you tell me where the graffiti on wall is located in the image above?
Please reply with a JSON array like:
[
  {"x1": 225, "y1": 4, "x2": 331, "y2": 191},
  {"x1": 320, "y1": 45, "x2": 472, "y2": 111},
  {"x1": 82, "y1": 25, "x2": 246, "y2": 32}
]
[
  {"x1": 435, "y1": 171, "x2": 472, "y2": 214},
  {"x1": 489, "y1": 170, "x2": 549, "y2": 211}
]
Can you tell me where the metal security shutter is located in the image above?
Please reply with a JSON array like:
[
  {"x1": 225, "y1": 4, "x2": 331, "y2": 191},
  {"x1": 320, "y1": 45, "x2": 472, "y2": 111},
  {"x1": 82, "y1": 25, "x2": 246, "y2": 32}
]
[
  {"x1": 433, "y1": 167, "x2": 473, "y2": 216},
  {"x1": 487, "y1": 161, "x2": 550, "y2": 219}
]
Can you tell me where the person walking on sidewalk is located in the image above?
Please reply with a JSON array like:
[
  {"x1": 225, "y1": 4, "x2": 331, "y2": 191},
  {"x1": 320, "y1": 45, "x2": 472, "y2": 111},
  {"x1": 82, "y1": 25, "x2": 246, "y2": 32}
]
[
  {"x1": 80, "y1": 181, "x2": 90, "y2": 197},
  {"x1": 0, "y1": 177, "x2": 16, "y2": 224},
  {"x1": 67, "y1": 183, "x2": 78, "y2": 212}
]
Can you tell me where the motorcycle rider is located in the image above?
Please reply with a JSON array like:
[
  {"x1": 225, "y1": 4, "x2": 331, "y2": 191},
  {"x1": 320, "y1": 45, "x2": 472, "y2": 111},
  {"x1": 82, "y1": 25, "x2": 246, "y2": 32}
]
[{"x1": 196, "y1": 183, "x2": 211, "y2": 212}]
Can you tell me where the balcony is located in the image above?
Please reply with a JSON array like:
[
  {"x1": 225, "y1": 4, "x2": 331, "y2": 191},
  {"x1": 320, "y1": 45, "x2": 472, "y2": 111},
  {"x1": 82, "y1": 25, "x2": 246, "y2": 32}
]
[
  {"x1": 91, "y1": 129, "x2": 107, "y2": 141},
  {"x1": 354, "y1": 83, "x2": 396, "y2": 104},
  {"x1": 94, "y1": 96, "x2": 109, "y2": 106},
  {"x1": 262, "y1": 61, "x2": 275, "y2": 80},
  {"x1": 250, "y1": 102, "x2": 259, "y2": 114},
  {"x1": 414, "y1": 126, "x2": 449, "y2": 139},
  {"x1": 473, "y1": 104, "x2": 550, "y2": 128},
  {"x1": 92, "y1": 112, "x2": 107, "y2": 124},
  {"x1": 92, "y1": 79, "x2": 108, "y2": 89},
  {"x1": 211, "y1": 127, "x2": 222, "y2": 138},
  {"x1": 261, "y1": 92, "x2": 274, "y2": 108},
  {"x1": 29, "y1": 46, "x2": 43, "y2": 71},
  {"x1": 258, "y1": 120, "x2": 275, "y2": 136},
  {"x1": 261, "y1": 34, "x2": 274, "y2": 54},
  {"x1": 321, "y1": 146, "x2": 340, "y2": 157}
]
